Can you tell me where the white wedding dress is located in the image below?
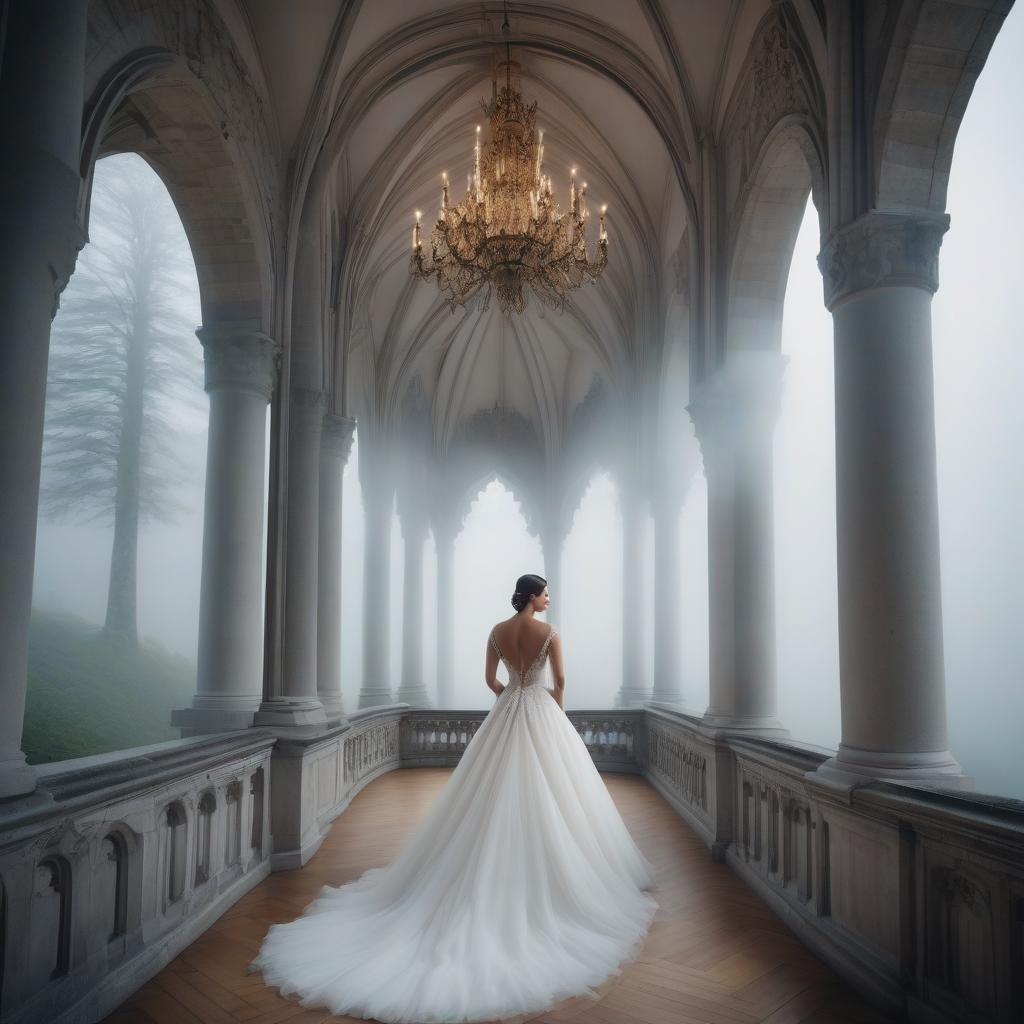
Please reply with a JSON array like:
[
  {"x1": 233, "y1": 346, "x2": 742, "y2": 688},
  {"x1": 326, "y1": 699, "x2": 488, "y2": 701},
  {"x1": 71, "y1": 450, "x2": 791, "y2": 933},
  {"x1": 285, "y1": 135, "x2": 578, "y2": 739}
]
[{"x1": 249, "y1": 624, "x2": 658, "y2": 1023}]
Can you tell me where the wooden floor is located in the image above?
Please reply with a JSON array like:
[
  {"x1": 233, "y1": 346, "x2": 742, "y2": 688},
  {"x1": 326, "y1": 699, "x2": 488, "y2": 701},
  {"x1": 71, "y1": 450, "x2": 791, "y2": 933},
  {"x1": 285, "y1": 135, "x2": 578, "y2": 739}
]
[{"x1": 105, "y1": 768, "x2": 901, "y2": 1024}]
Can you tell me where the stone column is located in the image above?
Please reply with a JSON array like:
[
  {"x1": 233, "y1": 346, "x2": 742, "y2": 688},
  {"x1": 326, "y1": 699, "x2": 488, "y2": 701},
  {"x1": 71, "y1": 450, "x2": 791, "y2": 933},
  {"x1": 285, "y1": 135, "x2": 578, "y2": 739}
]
[
  {"x1": 688, "y1": 350, "x2": 788, "y2": 734},
  {"x1": 652, "y1": 486, "x2": 686, "y2": 704},
  {"x1": 0, "y1": 0, "x2": 88, "y2": 798},
  {"x1": 254, "y1": 388, "x2": 328, "y2": 727},
  {"x1": 615, "y1": 485, "x2": 651, "y2": 707},
  {"x1": 434, "y1": 518, "x2": 457, "y2": 708},
  {"x1": 173, "y1": 327, "x2": 277, "y2": 736},
  {"x1": 317, "y1": 414, "x2": 356, "y2": 724},
  {"x1": 815, "y1": 210, "x2": 964, "y2": 785},
  {"x1": 396, "y1": 512, "x2": 431, "y2": 706},
  {"x1": 358, "y1": 455, "x2": 395, "y2": 708},
  {"x1": 537, "y1": 517, "x2": 566, "y2": 625}
]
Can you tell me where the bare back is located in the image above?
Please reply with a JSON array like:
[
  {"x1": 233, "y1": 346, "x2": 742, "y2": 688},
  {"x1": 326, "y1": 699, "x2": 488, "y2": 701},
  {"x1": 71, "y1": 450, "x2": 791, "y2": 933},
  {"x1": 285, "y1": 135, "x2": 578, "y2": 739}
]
[{"x1": 491, "y1": 616, "x2": 552, "y2": 678}]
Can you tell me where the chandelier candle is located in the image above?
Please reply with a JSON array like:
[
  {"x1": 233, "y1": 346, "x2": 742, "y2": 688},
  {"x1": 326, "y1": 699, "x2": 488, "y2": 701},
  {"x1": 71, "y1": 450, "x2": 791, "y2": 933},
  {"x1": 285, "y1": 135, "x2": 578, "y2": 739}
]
[{"x1": 410, "y1": 57, "x2": 608, "y2": 316}]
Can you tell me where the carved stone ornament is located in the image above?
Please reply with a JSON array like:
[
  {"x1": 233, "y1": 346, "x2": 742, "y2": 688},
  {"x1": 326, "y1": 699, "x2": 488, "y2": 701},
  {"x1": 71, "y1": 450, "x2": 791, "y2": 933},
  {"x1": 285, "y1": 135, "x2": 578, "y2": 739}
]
[
  {"x1": 198, "y1": 325, "x2": 278, "y2": 399},
  {"x1": 817, "y1": 210, "x2": 950, "y2": 310},
  {"x1": 321, "y1": 414, "x2": 357, "y2": 463}
]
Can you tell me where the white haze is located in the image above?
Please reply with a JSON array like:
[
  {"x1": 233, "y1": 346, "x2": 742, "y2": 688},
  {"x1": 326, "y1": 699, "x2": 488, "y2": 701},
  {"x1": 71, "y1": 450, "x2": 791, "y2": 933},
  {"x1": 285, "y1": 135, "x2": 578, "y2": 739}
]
[{"x1": 32, "y1": 6, "x2": 1022, "y2": 797}]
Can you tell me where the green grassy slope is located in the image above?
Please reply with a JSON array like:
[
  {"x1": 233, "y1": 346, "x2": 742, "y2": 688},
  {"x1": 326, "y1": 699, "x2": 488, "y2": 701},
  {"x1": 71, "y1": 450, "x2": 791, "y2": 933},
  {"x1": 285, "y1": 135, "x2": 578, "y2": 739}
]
[{"x1": 23, "y1": 609, "x2": 196, "y2": 764}]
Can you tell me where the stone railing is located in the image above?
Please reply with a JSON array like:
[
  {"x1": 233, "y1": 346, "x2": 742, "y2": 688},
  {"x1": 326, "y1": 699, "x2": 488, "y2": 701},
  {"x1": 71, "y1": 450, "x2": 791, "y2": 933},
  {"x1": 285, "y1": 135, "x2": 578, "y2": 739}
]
[
  {"x1": 0, "y1": 731, "x2": 275, "y2": 1024},
  {"x1": 400, "y1": 708, "x2": 645, "y2": 772},
  {"x1": 3, "y1": 704, "x2": 1020, "y2": 1024},
  {"x1": 269, "y1": 704, "x2": 405, "y2": 870},
  {"x1": 642, "y1": 707, "x2": 1024, "y2": 1024}
]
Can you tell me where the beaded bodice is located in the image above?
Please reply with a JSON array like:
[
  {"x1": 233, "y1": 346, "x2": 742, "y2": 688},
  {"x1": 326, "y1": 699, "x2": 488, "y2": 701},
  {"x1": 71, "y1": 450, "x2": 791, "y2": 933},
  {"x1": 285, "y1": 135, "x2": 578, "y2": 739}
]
[{"x1": 489, "y1": 625, "x2": 557, "y2": 689}]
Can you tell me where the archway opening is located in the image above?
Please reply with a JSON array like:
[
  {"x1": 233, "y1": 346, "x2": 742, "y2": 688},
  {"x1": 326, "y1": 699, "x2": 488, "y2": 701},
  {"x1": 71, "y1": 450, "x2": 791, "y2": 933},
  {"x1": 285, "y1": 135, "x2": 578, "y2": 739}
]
[
  {"x1": 28, "y1": 152, "x2": 207, "y2": 763},
  {"x1": 452, "y1": 479, "x2": 543, "y2": 708}
]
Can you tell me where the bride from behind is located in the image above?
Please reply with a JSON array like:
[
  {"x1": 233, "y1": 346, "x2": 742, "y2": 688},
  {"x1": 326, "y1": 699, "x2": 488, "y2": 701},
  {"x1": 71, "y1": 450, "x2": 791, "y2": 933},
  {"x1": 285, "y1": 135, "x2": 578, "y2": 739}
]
[{"x1": 249, "y1": 573, "x2": 658, "y2": 1023}]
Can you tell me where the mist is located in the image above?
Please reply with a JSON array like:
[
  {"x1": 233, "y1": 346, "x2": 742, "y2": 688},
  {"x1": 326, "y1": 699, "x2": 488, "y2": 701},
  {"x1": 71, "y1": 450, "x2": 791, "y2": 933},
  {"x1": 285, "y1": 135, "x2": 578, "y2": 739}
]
[{"x1": 30, "y1": 7, "x2": 1022, "y2": 797}]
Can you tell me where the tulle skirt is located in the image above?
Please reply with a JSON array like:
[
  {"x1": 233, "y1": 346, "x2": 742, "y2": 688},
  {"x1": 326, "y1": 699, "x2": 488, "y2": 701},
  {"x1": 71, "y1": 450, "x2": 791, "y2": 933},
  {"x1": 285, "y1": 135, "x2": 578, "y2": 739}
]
[{"x1": 249, "y1": 682, "x2": 658, "y2": 1022}]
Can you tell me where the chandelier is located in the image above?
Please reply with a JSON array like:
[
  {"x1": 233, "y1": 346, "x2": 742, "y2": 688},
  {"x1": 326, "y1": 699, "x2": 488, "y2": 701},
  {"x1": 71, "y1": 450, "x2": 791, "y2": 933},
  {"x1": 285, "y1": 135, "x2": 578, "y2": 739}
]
[{"x1": 410, "y1": 19, "x2": 608, "y2": 316}]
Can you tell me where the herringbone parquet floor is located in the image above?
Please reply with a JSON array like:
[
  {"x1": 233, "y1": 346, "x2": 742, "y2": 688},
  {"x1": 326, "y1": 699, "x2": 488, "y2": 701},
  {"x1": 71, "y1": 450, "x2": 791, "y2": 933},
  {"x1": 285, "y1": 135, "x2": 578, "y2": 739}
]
[{"x1": 105, "y1": 768, "x2": 901, "y2": 1024}]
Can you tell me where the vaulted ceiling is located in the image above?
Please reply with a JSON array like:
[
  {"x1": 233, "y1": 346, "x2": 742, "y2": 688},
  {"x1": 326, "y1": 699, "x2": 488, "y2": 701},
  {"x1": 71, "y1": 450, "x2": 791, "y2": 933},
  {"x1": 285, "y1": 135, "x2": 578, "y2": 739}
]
[{"x1": 223, "y1": 0, "x2": 825, "y2": 455}]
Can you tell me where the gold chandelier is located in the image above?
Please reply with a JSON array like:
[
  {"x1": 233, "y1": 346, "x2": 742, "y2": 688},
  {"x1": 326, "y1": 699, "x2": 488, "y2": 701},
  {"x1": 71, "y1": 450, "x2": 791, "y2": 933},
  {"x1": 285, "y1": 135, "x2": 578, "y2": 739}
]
[{"x1": 410, "y1": 19, "x2": 608, "y2": 316}]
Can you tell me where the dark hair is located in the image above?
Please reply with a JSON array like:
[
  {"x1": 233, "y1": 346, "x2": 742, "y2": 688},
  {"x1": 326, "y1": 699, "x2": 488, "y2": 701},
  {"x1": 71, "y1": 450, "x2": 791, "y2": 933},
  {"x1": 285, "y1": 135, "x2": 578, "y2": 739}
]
[{"x1": 511, "y1": 574, "x2": 547, "y2": 613}]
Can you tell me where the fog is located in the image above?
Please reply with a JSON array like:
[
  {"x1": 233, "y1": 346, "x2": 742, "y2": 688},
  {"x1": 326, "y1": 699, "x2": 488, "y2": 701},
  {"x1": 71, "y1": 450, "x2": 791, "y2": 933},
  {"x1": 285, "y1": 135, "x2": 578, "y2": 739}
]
[{"x1": 30, "y1": 7, "x2": 1022, "y2": 796}]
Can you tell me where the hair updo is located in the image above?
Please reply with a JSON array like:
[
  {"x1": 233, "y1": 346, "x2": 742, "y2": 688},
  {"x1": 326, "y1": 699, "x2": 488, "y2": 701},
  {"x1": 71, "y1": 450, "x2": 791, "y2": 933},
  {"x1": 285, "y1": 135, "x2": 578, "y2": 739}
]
[{"x1": 511, "y1": 574, "x2": 547, "y2": 613}]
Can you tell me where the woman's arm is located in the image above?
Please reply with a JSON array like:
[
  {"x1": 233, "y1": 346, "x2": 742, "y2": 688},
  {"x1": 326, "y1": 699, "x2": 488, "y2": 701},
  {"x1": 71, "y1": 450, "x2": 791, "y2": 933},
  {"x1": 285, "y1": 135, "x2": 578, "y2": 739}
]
[
  {"x1": 548, "y1": 632, "x2": 565, "y2": 710},
  {"x1": 485, "y1": 631, "x2": 504, "y2": 696}
]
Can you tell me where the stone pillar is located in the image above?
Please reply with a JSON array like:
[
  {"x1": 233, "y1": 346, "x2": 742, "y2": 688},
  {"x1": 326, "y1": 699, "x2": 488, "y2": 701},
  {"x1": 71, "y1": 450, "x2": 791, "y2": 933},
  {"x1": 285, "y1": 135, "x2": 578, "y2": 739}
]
[
  {"x1": 434, "y1": 518, "x2": 457, "y2": 708},
  {"x1": 317, "y1": 414, "x2": 356, "y2": 724},
  {"x1": 254, "y1": 388, "x2": 327, "y2": 727},
  {"x1": 537, "y1": 518, "x2": 566, "y2": 625},
  {"x1": 652, "y1": 487, "x2": 686, "y2": 704},
  {"x1": 396, "y1": 512, "x2": 430, "y2": 706},
  {"x1": 815, "y1": 210, "x2": 964, "y2": 785},
  {"x1": 688, "y1": 350, "x2": 787, "y2": 734},
  {"x1": 173, "y1": 327, "x2": 276, "y2": 736},
  {"x1": 0, "y1": 0, "x2": 88, "y2": 798},
  {"x1": 615, "y1": 486, "x2": 651, "y2": 707},
  {"x1": 358, "y1": 456, "x2": 394, "y2": 708}
]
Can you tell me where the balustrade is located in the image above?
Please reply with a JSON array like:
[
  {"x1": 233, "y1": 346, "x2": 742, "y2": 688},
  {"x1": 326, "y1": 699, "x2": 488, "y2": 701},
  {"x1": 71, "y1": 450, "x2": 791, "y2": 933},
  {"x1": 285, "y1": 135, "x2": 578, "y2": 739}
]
[{"x1": 1, "y1": 707, "x2": 1020, "y2": 1024}]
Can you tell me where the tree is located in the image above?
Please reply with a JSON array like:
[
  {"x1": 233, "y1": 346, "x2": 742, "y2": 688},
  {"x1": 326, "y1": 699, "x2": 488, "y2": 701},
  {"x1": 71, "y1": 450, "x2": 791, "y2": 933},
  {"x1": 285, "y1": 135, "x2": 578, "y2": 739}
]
[{"x1": 40, "y1": 154, "x2": 203, "y2": 648}]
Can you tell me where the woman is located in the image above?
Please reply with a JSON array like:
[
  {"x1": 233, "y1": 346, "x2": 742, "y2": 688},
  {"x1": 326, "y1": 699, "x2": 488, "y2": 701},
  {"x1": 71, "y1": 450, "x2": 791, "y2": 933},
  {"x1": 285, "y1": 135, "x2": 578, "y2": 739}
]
[{"x1": 249, "y1": 573, "x2": 658, "y2": 1022}]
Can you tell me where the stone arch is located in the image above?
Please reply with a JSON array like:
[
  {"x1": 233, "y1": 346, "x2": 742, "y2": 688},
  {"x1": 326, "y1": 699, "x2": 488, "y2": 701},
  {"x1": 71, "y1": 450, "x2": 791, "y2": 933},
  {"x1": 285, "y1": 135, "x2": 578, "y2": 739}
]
[
  {"x1": 874, "y1": 2, "x2": 1013, "y2": 213},
  {"x1": 194, "y1": 789, "x2": 217, "y2": 886},
  {"x1": 249, "y1": 767, "x2": 265, "y2": 858},
  {"x1": 162, "y1": 801, "x2": 188, "y2": 905},
  {"x1": 81, "y1": 0, "x2": 278, "y2": 330},
  {"x1": 97, "y1": 829, "x2": 130, "y2": 942},
  {"x1": 725, "y1": 118, "x2": 826, "y2": 356},
  {"x1": 31, "y1": 856, "x2": 72, "y2": 987},
  {"x1": 225, "y1": 780, "x2": 243, "y2": 868}
]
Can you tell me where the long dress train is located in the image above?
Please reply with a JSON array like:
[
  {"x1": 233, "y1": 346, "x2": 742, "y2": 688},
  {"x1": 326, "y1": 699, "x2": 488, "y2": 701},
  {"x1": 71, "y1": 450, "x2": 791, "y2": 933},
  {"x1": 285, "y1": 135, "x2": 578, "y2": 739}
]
[{"x1": 249, "y1": 624, "x2": 658, "y2": 1023}]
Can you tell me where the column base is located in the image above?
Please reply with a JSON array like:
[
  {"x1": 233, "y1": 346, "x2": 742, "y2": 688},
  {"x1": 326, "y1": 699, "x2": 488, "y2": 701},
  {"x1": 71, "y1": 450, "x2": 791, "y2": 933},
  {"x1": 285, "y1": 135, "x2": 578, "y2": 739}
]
[
  {"x1": 701, "y1": 711, "x2": 790, "y2": 738},
  {"x1": 615, "y1": 686, "x2": 653, "y2": 708},
  {"x1": 395, "y1": 685, "x2": 432, "y2": 708},
  {"x1": 318, "y1": 695, "x2": 349, "y2": 726},
  {"x1": 172, "y1": 694, "x2": 262, "y2": 736},
  {"x1": 813, "y1": 744, "x2": 971, "y2": 791},
  {"x1": 253, "y1": 698, "x2": 328, "y2": 728},
  {"x1": 358, "y1": 687, "x2": 394, "y2": 709},
  {"x1": 0, "y1": 751, "x2": 36, "y2": 800},
  {"x1": 652, "y1": 685, "x2": 684, "y2": 704}
]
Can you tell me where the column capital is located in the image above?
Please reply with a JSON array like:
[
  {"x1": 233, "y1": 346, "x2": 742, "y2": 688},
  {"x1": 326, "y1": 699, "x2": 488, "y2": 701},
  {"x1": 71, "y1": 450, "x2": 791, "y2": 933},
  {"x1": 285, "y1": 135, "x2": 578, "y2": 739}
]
[
  {"x1": 817, "y1": 209, "x2": 950, "y2": 311},
  {"x1": 198, "y1": 323, "x2": 278, "y2": 400},
  {"x1": 687, "y1": 350, "x2": 787, "y2": 474},
  {"x1": 321, "y1": 413, "x2": 356, "y2": 464}
]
